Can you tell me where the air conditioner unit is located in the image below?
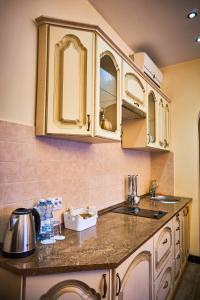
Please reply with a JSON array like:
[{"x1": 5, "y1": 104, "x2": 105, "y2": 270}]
[{"x1": 133, "y1": 52, "x2": 163, "y2": 87}]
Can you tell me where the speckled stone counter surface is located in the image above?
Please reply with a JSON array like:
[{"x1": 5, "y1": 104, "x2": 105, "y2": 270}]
[{"x1": 0, "y1": 196, "x2": 191, "y2": 276}]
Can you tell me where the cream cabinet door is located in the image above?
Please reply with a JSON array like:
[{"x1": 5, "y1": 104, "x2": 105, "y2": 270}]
[
  {"x1": 154, "y1": 220, "x2": 173, "y2": 279},
  {"x1": 36, "y1": 24, "x2": 95, "y2": 137},
  {"x1": 114, "y1": 238, "x2": 153, "y2": 300},
  {"x1": 25, "y1": 270, "x2": 110, "y2": 300},
  {"x1": 157, "y1": 97, "x2": 170, "y2": 150},
  {"x1": 122, "y1": 61, "x2": 147, "y2": 113},
  {"x1": 173, "y1": 213, "x2": 181, "y2": 257},
  {"x1": 154, "y1": 256, "x2": 173, "y2": 300},
  {"x1": 95, "y1": 36, "x2": 121, "y2": 141},
  {"x1": 164, "y1": 101, "x2": 170, "y2": 150},
  {"x1": 181, "y1": 206, "x2": 190, "y2": 267},
  {"x1": 147, "y1": 85, "x2": 159, "y2": 148}
]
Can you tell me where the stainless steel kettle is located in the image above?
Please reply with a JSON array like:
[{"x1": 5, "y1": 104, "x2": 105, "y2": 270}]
[{"x1": 2, "y1": 208, "x2": 40, "y2": 258}]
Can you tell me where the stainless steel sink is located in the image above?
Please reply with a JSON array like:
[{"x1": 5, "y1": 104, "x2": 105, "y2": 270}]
[{"x1": 149, "y1": 195, "x2": 180, "y2": 204}]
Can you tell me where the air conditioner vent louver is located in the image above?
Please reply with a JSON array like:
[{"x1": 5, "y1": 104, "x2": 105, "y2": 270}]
[{"x1": 134, "y1": 52, "x2": 163, "y2": 87}]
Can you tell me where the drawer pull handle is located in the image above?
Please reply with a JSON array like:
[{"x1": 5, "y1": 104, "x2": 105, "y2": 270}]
[
  {"x1": 176, "y1": 240, "x2": 180, "y2": 245},
  {"x1": 163, "y1": 281, "x2": 169, "y2": 289},
  {"x1": 176, "y1": 227, "x2": 180, "y2": 231},
  {"x1": 134, "y1": 102, "x2": 139, "y2": 107},
  {"x1": 116, "y1": 273, "x2": 121, "y2": 296},
  {"x1": 102, "y1": 274, "x2": 107, "y2": 298},
  {"x1": 162, "y1": 238, "x2": 168, "y2": 245}
]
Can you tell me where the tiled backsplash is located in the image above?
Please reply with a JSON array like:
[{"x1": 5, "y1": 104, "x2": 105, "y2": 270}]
[{"x1": 0, "y1": 120, "x2": 173, "y2": 241}]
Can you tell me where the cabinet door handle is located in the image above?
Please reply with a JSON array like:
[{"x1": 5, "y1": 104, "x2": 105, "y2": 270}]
[
  {"x1": 116, "y1": 273, "x2": 121, "y2": 296},
  {"x1": 177, "y1": 254, "x2": 181, "y2": 259},
  {"x1": 163, "y1": 281, "x2": 168, "y2": 289},
  {"x1": 134, "y1": 102, "x2": 139, "y2": 107},
  {"x1": 102, "y1": 274, "x2": 107, "y2": 298},
  {"x1": 176, "y1": 227, "x2": 180, "y2": 231},
  {"x1": 176, "y1": 240, "x2": 180, "y2": 245},
  {"x1": 162, "y1": 238, "x2": 168, "y2": 245},
  {"x1": 147, "y1": 133, "x2": 150, "y2": 144},
  {"x1": 164, "y1": 139, "x2": 167, "y2": 148},
  {"x1": 87, "y1": 114, "x2": 91, "y2": 131},
  {"x1": 183, "y1": 207, "x2": 188, "y2": 216}
]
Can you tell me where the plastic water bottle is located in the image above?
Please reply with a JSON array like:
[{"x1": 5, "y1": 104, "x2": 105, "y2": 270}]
[
  {"x1": 36, "y1": 199, "x2": 47, "y2": 240},
  {"x1": 44, "y1": 199, "x2": 54, "y2": 239}
]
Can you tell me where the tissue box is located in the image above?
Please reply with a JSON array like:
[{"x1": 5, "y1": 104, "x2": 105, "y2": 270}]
[{"x1": 64, "y1": 208, "x2": 98, "y2": 231}]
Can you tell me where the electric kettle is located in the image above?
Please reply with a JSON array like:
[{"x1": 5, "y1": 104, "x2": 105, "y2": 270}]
[{"x1": 2, "y1": 208, "x2": 40, "y2": 258}]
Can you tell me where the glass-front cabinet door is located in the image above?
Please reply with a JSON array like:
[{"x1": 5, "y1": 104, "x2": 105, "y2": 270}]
[
  {"x1": 158, "y1": 96, "x2": 170, "y2": 150},
  {"x1": 147, "y1": 87, "x2": 157, "y2": 147},
  {"x1": 95, "y1": 36, "x2": 121, "y2": 141}
]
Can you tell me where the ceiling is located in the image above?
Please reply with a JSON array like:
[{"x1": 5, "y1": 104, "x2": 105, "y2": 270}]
[{"x1": 89, "y1": 0, "x2": 200, "y2": 67}]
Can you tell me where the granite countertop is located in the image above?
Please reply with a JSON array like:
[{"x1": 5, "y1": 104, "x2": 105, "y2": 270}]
[{"x1": 0, "y1": 196, "x2": 191, "y2": 276}]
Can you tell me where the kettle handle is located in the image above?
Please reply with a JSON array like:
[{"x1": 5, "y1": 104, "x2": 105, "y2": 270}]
[{"x1": 31, "y1": 208, "x2": 41, "y2": 234}]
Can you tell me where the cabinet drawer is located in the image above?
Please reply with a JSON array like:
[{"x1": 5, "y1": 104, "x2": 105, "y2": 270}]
[
  {"x1": 174, "y1": 251, "x2": 181, "y2": 286},
  {"x1": 173, "y1": 214, "x2": 181, "y2": 256},
  {"x1": 154, "y1": 220, "x2": 173, "y2": 278},
  {"x1": 154, "y1": 256, "x2": 173, "y2": 300}
]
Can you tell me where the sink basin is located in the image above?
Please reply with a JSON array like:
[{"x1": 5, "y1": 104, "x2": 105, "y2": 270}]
[
  {"x1": 112, "y1": 206, "x2": 167, "y2": 219},
  {"x1": 149, "y1": 195, "x2": 180, "y2": 204}
]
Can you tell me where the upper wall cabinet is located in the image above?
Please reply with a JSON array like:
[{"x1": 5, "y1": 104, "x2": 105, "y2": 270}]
[
  {"x1": 95, "y1": 36, "x2": 121, "y2": 141},
  {"x1": 36, "y1": 21, "x2": 121, "y2": 143},
  {"x1": 35, "y1": 17, "x2": 171, "y2": 147},
  {"x1": 122, "y1": 61, "x2": 147, "y2": 117},
  {"x1": 122, "y1": 84, "x2": 171, "y2": 151}
]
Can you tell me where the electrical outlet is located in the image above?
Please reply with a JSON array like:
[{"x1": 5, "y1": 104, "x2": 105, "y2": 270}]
[{"x1": 52, "y1": 196, "x2": 63, "y2": 211}]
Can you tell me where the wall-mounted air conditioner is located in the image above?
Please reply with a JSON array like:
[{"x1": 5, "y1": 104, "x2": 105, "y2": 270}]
[{"x1": 134, "y1": 52, "x2": 163, "y2": 87}]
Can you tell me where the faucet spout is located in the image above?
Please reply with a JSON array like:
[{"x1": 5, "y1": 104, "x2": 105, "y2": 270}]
[{"x1": 149, "y1": 179, "x2": 158, "y2": 198}]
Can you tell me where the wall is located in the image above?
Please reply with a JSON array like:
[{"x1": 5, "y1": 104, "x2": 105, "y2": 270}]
[
  {"x1": 162, "y1": 58, "x2": 200, "y2": 256},
  {"x1": 0, "y1": 0, "x2": 132, "y2": 126},
  {"x1": 0, "y1": 120, "x2": 152, "y2": 241}
]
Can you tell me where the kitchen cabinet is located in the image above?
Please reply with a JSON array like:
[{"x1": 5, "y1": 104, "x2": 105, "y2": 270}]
[
  {"x1": 122, "y1": 84, "x2": 170, "y2": 151},
  {"x1": 0, "y1": 202, "x2": 191, "y2": 300},
  {"x1": 122, "y1": 60, "x2": 147, "y2": 117},
  {"x1": 95, "y1": 36, "x2": 122, "y2": 141},
  {"x1": 36, "y1": 20, "x2": 121, "y2": 143},
  {"x1": 153, "y1": 220, "x2": 173, "y2": 280},
  {"x1": 0, "y1": 269, "x2": 110, "y2": 300},
  {"x1": 181, "y1": 205, "x2": 190, "y2": 267},
  {"x1": 154, "y1": 256, "x2": 173, "y2": 300},
  {"x1": 113, "y1": 238, "x2": 153, "y2": 300},
  {"x1": 157, "y1": 96, "x2": 170, "y2": 150}
]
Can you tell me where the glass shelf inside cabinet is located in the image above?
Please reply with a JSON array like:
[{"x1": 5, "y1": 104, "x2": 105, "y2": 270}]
[{"x1": 99, "y1": 54, "x2": 117, "y2": 132}]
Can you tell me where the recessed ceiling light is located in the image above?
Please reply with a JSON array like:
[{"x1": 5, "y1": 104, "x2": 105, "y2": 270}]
[
  {"x1": 187, "y1": 10, "x2": 198, "y2": 19},
  {"x1": 195, "y1": 36, "x2": 200, "y2": 43}
]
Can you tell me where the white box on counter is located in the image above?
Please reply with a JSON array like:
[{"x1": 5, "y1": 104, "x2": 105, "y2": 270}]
[{"x1": 64, "y1": 207, "x2": 98, "y2": 231}]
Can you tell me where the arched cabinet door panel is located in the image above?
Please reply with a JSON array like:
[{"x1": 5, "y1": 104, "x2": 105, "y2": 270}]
[
  {"x1": 122, "y1": 61, "x2": 147, "y2": 115},
  {"x1": 154, "y1": 220, "x2": 173, "y2": 279},
  {"x1": 95, "y1": 36, "x2": 122, "y2": 141},
  {"x1": 40, "y1": 279, "x2": 101, "y2": 300},
  {"x1": 114, "y1": 238, "x2": 153, "y2": 300}
]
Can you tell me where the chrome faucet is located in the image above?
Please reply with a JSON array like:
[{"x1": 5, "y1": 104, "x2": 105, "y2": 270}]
[{"x1": 149, "y1": 179, "x2": 158, "y2": 198}]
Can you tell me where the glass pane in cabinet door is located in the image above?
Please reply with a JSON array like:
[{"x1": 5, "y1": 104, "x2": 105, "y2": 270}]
[
  {"x1": 99, "y1": 54, "x2": 117, "y2": 132},
  {"x1": 148, "y1": 93, "x2": 156, "y2": 143}
]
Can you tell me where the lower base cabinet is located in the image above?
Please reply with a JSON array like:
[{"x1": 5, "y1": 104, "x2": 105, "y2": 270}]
[
  {"x1": 154, "y1": 257, "x2": 173, "y2": 300},
  {"x1": 0, "y1": 205, "x2": 191, "y2": 300},
  {"x1": 113, "y1": 238, "x2": 153, "y2": 300}
]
